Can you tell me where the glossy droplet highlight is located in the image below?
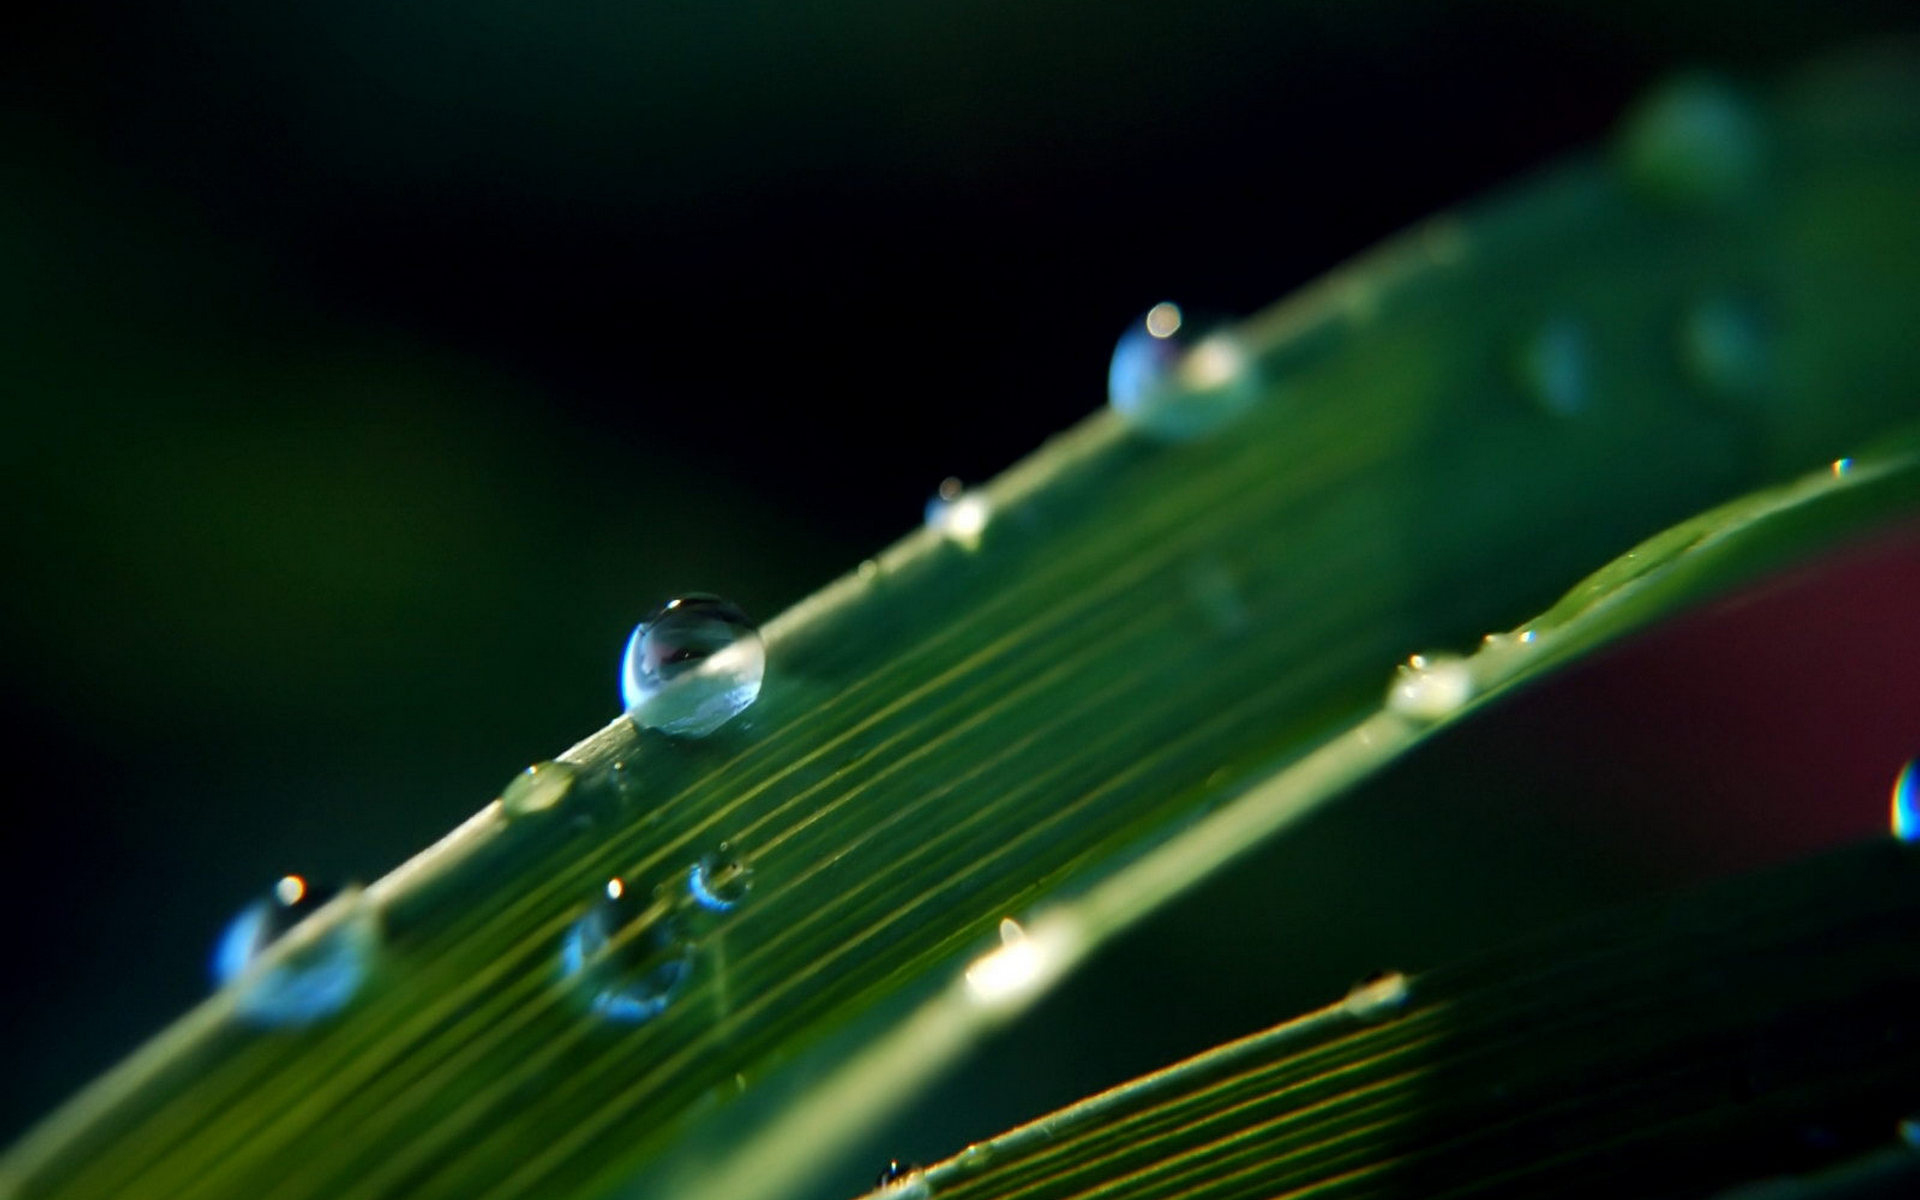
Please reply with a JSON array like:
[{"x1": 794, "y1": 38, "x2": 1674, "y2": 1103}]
[
  {"x1": 1108, "y1": 302, "x2": 1258, "y2": 440},
  {"x1": 622, "y1": 595, "x2": 765, "y2": 738},
  {"x1": 1518, "y1": 316, "x2": 1591, "y2": 416},
  {"x1": 1617, "y1": 74, "x2": 1764, "y2": 206},
  {"x1": 212, "y1": 876, "x2": 375, "y2": 1026},
  {"x1": 1681, "y1": 293, "x2": 1772, "y2": 403},
  {"x1": 688, "y1": 853, "x2": 754, "y2": 913},
  {"x1": 559, "y1": 877, "x2": 696, "y2": 1023},
  {"x1": 1342, "y1": 970, "x2": 1410, "y2": 1021},
  {"x1": 1387, "y1": 653, "x2": 1474, "y2": 721},
  {"x1": 926, "y1": 477, "x2": 990, "y2": 550},
  {"x1": 500, "y1": 760, "x2": 577, "y2": 817},
  {"x1": 1831, "y1": 458, "x2": 1854, "y2": 480},
  {"x1": 1892, "y1": 760, "x2": 1919, "y2": 843}
]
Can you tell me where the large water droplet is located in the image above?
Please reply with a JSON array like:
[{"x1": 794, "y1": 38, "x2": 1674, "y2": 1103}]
[
  {"x1": 1617, "y1": 74, "x2": 1764, "y2": 206},
  {"x1": 1342, "y1": 970, "x2": 1410, "y2": 1021},
  {"x1": 1891, "y1": 760, "x2": 1919, "y2": 843},
  {"x1": 1386, "y1": 653, "x2": 1474, "y2": 721},
  {"x1": 1518, "y1": 316, "x2": 1591, "y2": 417},
  {"x1": 1108, "y1": 302, "x2": 1258, "y2": 440},
  {"x1": 211, "y1": 876, "x2": 375, "y2": 1026},
  {"x1": 925, "y1": 477, "x2": 991, "y2": 550},
  {"x1": 688, "y1": 852, "x2": 754, "y2": 913},
  {"x1": 559, "y1": 877, "x2": 696, "y2": 1023},
  {"x1": 500, "y1": 760, "x2": 578, "y2": 817},
  {"x1": 621, "y1": 595, "x2": 765, "y2": 738}
]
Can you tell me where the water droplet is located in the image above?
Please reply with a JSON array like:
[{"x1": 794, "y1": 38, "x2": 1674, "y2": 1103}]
[
  {"x1": 1617, "y1": 74, "x2": 1765, "y2": 206},
  {"x1": 211, "y1": 876, "x2": 375, "y2": 1026},
  {"x1": 500, "y1": 760, "x2": 578, "y2": 817},
  {"x1": 1898, "y1": 1114, "x2": 1920, "y2": 1150},
  {"x1": 1680, "y1": 293, "x2": 1773, "y2": 403},
  {"x1": 1342, "y1": 970, "x2": 1410, "y2": 1021},
  {"x1": 1108, "y1": 302, "x2": 1259, "y2": 440},
  {"x1": 1386, "y1": 653, "x2": 1474, "y2": 721},
  {"x1": 925, "y1": 478, "x2": 991, "y2": 550},
  {"x1": 1518, "y1": 316, "x2": 1591, "y2": 417},
  {"x1": 621, "y1": 595, "x2": 765, "y2": 738},
  {"x1": 687, "y1": 853, "x2": 754, "y2": 913},
  {"x1": 1830, "y1": 457, "x2": 1854, "y2": 480},
  {"x1": 1891, "y1": 760, "x2": 1919, "y2": 843},
  {"x1": 875, "y1": 1160, "x2": 922, "y2": 1188},
  {"x1": 965, "y1": 917, "x2": 1044, "y2": 1007},
  {"x1": 559, "y1": 877, "x2": 696, "y2": 1023}
]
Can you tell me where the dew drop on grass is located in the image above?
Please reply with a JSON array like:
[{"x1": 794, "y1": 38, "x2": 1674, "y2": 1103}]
[
  {"x1": 500, "y1": 760, "x2": 577, "y2": 817},
  {"x1": 622, "y1": 595, "x2": 765, "y2": 738},
  {"x1": 1891, "y1": 760, "x2": 1919, "y2": 843},
  {"x1": 1899, "y1": 1114, "x2": 1920, "y2": 1150},
  {"x1": 559, "y1": 877, "x2": 696, "y2": 1024},
  {"x1": 1387, "y1": 653, "x2": 1474, "y2": 721},
  {"x1": 1617, "y1": 73, "x2": 1765, "y2": 206},
  {"x1": 925, "y1": 477, "x2": 991, "y2": 550},
  {"x1": 1108, "y1": 301, "x2": 1259, "y2": 440},
  {"x1": 1518, "y1": 315, "x2": 1591, "y2": 417},
  {"x1": 874, "y1": 1160, "x2": 922, "y2": 1188},
  {"x1": 211, "y1": 875, "x2": 375, "y2": 1026},
  {"x1": 687, "y1": 852, "x2": 754, "y2": 913},
  {"x1": 1680, "y1": 293, "x2": 1773, "y2": 403},
  {"x1": 1342, "y1": 970, "x2": 1410, "y2": 1021}
]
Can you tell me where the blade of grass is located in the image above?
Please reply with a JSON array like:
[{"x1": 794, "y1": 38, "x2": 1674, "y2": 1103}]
[
  {"x1": 5, "y1": 51, "x2": 1918, "y2": 1200},
  {"x1": 873, "y1": 837, "x2": 1920, "y2": 1200}
]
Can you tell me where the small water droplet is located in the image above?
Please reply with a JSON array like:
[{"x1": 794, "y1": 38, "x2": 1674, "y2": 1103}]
[
  {"x1": 1342, "y1": 970, "x2": 1411, "y2": 1021},
  {"x1": 1387, "y1": 653, "x2": 1474, "y2": 721},
  {"x1": 1617, "y1": 74, "x2": 1765, "y2": 206},
  {"x1": 1108, "y1": 302, "x2": 1259, "y2": 440},
  {"x1": 1891, "y1": 760, "x2": 1919, "y2": 843},
  {"x1": 559, "y1": 878, "x2": 696, "y2": 1023},
  {"x1": 500, "y1": 760, "x2": 578, "y2": 817},
  {"x1": 857, "y1": 558, "x2": 880, "y2": 581},
  {"x1": 1680, "y1": 293, "x2": 1773, "y2": 403},
  {"x1": 875, "y1": 1160, "x2": 922, "y2": 1188},
  {"x1": 621, "y1": 595, "x2": 765, "y2": 738},
  {"x1": 687, "y1": 853, "x2": 754, "y2": 913},
  {"x1": 211, "y1": 876, "x2": 375, "y2": 1026},
  {"x1": 925, "y1": 478, "x2": 991, "y2": 550},
  {"x1": 1831, "y1": 457, "x2": 1854, "y2": 480},
  {"x1": 1518, "y1": 316, "x2": 1591, "y2": 417}
]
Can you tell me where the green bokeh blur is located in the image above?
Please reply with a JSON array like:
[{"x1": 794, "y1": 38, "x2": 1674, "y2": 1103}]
[{"x1": 2, "y1": 0, "x2": 1917, "y2": 1186}]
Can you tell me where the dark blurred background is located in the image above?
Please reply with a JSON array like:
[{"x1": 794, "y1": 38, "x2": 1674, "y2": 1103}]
[{"x1": 3, "y1": 0, "x2": 1918, "y2": 1176}]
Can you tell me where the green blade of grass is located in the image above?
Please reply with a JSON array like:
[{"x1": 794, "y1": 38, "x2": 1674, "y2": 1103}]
[
  {"x1": 875, "y1": 837, "x2": 1920, "y2": 1200},
  {"x1": 5, "y1": 51, "x2": 1919, "y2": 1200}
]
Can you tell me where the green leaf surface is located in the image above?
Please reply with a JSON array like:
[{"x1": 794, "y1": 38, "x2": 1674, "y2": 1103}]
[{"x1": 5, "y1": 54, "x2": 1919, "y2": 1200}]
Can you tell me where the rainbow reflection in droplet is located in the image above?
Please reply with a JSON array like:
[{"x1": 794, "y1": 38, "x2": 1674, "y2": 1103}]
[{"x1": 1892, "y1": 760, "x2": 1920, "y2": 843}]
